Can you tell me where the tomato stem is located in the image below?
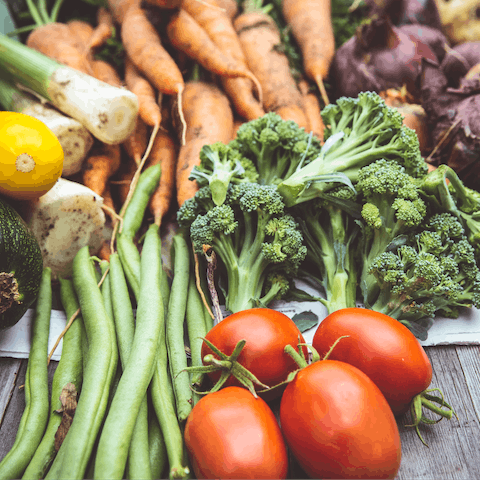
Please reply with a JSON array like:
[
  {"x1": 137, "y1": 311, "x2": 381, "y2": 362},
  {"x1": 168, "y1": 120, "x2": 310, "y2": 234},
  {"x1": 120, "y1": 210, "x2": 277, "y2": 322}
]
[
  {"x1": 284, "y1": 344, "x2": 308, "y2": 368},
  {"x1": 405, "y1": 387, "x2": 458, "y2": 446}
]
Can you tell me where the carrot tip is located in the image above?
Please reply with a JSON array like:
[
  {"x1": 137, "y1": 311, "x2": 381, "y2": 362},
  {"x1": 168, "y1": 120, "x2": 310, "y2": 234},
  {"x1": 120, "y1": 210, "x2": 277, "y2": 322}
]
[{"x1": 315, "y1": 75, "x2": 330, "y2": 106}]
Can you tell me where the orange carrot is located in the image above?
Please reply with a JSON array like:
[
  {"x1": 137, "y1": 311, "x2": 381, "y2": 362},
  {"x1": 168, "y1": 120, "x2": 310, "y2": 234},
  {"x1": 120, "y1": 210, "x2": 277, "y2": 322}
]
[
  {"x1": 144, "y1": 127, "x2": 178, "y2": 227},
  {"x1": 166, "y1": 8, "x2": 262, "y2": 98},
  {"x1": 82, "y1": 143, "x2": 122, "y2": 198},
  {"x1": 233, "y1": 10, "x2": 309, "y2": 129},
  {"x1": 67, "y1": 19, "x2": 95, "y2": 46},
  {"x1": 124, "y1": 54, "x2": 162, "y2": 129},
  {"x1": 106, "y1": 0, "x2": 140, "y2": 25},
  {"x1": 123, "y1": 116, "x2": 149, "y2": 166},
  {"x1": 232, "y1": 118, "x2": 244, "y2": 139},
  {"x1": 117, "y1": 4, "x2": 186, "y2": 141},
  {"x1": 141, "y1": 0, "x2": 183, "y2": 8},
  {"x1": 87, "y1": 7, "x2": 115, "y2": 52},
  {"x1": 26, "y1": 22, "x2": 93, "y2": 74},
  {"x1": 120, "y1": 6, "x2": 184, "y2": 97},
  {"x1": 175, "y1": 81, "x2": 234, "y2": 206},
  {"x1": 181, "y1": 0, "x2": 264, "y2": 120},
  {"x1": 214, "y1": 0, "x2": 238, "y2": 20},
  {"x1": 116, "y1": 152, "x2": 139, "y2": 207},
  {"x1": 282, "y1": 0, "x2": 335, "y2": 106},
  {"x1": 90, "y1": 58, "x2": 123, "y2": 87},
  {"x1": 299, "y1": 80, "x2": 325, "y2": 141}
]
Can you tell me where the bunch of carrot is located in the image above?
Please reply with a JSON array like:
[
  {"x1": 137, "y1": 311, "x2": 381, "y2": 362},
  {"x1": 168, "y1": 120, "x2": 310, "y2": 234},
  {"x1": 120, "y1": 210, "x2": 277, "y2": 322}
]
[{"x1": 18, "y1": 0, "x2": 334, "y2": 258}]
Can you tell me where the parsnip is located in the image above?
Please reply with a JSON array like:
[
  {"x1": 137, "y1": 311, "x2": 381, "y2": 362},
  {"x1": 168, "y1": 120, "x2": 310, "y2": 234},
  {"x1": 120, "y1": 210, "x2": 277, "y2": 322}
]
[
  {"x1": 0, "y1": 77, "x2": 94, "y2": 176},
  {"x1": 18, "y1": 179, "x2": 106, "y2": 278}
]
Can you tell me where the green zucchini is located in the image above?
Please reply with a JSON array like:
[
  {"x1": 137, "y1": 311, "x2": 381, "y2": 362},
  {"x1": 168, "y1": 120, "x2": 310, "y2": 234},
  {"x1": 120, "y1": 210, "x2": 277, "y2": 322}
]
[{"x1": 0, "y1": 196, "x2": 43, "y2": 330}]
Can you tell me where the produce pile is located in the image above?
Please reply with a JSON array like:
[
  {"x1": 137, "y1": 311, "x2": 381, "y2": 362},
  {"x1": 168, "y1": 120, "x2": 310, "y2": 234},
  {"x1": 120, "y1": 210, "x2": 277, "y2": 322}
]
[{"x1": 0, "y1": 0, "x2": 479, "y2": 478}]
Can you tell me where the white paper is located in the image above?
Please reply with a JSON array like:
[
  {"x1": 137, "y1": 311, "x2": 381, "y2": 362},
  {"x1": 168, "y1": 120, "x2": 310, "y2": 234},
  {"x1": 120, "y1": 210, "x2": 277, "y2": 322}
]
[{"x1": 2, "y1": 281, "x2": 480, "y2": 360}]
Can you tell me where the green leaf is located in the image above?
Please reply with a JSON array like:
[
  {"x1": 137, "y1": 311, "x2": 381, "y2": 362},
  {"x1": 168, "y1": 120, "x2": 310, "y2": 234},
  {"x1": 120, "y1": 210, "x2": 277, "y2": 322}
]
[{"x1": 291, "y1": 310, "x2": 318, "y2": 333}]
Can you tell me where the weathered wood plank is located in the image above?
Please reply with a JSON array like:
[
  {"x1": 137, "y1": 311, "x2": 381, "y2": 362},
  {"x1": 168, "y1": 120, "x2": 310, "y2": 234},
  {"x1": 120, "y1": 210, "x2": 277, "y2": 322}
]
[
  {"x1": 0, "y1": 359, "x2": 27, "y2": 459},
  {"x1": 395, "y1": 346, "x2": 480, "y2": 480},
  {"x1": 456, "y1": 346, "x2": 480, "y2": 420},
  {"x1": 0, "y1": 358, "x2": 21, "y2": 427}
]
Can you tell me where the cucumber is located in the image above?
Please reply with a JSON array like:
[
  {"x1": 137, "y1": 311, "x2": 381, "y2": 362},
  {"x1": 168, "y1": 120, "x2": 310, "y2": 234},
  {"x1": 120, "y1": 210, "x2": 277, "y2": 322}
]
[{"x1": 0, "y1": 196, "x2": 43, "y2": 330}]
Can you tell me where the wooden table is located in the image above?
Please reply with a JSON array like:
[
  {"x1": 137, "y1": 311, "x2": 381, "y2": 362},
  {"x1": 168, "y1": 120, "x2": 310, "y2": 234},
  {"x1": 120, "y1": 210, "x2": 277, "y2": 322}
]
[{"x1": 1, "y1": 345, "x2": 480, "y2": 479}]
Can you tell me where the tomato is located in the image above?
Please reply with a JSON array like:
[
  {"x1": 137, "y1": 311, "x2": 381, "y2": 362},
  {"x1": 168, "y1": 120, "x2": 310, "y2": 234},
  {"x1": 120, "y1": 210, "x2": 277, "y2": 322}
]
[
  {"x1": 184, "y1": 386, "x2": 289, "y2": 479},
  {"x1": 280, "y1": 360, "x2": 402, "y2": 479},
  {"x1": 312, "y1": 307, "x2": 432, "y2": 415},
  {"x1": 202, "y1": 308, "x2": 307, "y2": 399}
]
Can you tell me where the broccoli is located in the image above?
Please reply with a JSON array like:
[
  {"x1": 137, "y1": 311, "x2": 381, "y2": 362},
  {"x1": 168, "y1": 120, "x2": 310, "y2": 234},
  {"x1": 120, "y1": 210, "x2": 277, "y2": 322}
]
[
  {"x1": 188, "y1": 142, "x2": 259, "y2": 206},
  {"x1": 367, "y1": 213, "x2": 480, "y2": 336},
  {"x1": 177, "y1": 183, "x2": 307, "y2": 314},
  {"x1": 293, "y1": 185, "x2": 361, "y2": 314},
  {"x1": 418, "y1": 164, "x2": 480, "y2": 262},
  {"x1": 230, "y1": 112, "x2": 323, "y2": 186},
  {"x1": 276, "y1": 91, "x2": 429, "y2": 207},
  {"x1": 357, "y1": 159, "x2": 428, "y2": 305}
]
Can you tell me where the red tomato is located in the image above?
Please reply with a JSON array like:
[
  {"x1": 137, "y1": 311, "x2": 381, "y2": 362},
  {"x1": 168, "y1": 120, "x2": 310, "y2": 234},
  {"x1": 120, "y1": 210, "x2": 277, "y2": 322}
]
[
  {"x1": 280, "y1": 360, "x2": 402, "y2": 479},
  {"x1": 312, "y1": 308, "x2": 432, "y2": 415},
  {"x1": 202, "y1": 308, "x2": 307, "y2": 399},
  {"x1": 184, "y1": 386, "x2": 289, "y2": 479}
]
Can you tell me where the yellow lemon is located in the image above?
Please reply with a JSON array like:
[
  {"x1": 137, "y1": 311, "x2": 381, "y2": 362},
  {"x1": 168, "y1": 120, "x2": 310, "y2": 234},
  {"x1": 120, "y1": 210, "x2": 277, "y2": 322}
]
[{"x1": 0, "y1": 111, "x2": 64, "y2": 200}]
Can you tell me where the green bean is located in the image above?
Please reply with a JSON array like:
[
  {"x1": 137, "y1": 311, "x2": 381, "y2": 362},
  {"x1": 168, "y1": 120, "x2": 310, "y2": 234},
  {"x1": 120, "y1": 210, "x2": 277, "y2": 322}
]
[
  {"x1": 148, "y1": 405, "x2": 167, "y2": 480},
  {"x1": 0, "y1": 268, "x2": 52, "y2": 480},
  {"x1": 109, "y1": 252, "x2": 153, "y2": 480},
  {"x1": 48, "y1": 247, "x2": 117, "y2": 480},
  {"x1": 117, "y1": 163, "x2": 162, "y2": 300},
  {"x1": 22, "y1": 278, "x2": 85, "y2": 480},
  {"x1": 94, "y1": 223, "x2": 164, "y2": 480},
  {"x1": 185, "y1": 271, "x2": 209, "y2": 406},
  {"x1": 150, "y1": 325, "x2": 190, "y2": 480},
  {"x1": 166, "y1": 230, "x2": 192, "y2": 422}
]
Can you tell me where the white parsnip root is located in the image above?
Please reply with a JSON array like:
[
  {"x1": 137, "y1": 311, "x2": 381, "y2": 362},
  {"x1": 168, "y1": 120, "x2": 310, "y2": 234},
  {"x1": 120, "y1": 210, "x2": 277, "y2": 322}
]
[{"x1": 18, "y1": 179, "x2": 106, "y2": 278}]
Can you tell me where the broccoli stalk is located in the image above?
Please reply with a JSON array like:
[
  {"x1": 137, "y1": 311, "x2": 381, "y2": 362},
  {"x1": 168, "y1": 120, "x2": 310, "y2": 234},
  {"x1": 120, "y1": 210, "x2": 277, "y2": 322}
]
[
  {"x1": 229, "y1": 112, "x2": 323, "y2": 185},
  {"x1": 368, "y1": 213, "x2": 480, "y2": 338},
  {"x1": 418, "y1": 164, "x2": 480, "y2": 262},
  {"x1": 356, "y1": 159, "x2": 428, "y2": 306},
  {"x1": 276, "y1": 91, "x2": 428, "y2": 207},
  {"x1": 177, "y1": 183, "x2": 307, "y2": 314},
  {"x1": 188, "y1": 142, "x2": 259, "y2": 206},
  {"x1": 294, "y1": 187, "x2": 361, "y2": 314}
]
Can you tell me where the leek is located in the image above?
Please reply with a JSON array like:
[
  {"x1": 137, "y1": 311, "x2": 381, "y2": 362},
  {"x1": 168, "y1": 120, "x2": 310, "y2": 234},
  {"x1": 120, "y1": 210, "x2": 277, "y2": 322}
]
[
  {"x1": 0, "y1": 76, "x2": 94, "y2": 176},
  {"x1": 0, "y1": 33, "x2": 138, "y2": 145}
]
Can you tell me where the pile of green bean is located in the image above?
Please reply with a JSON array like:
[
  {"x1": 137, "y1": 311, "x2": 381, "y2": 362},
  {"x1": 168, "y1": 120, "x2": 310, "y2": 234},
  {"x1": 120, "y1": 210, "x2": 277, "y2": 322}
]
[{"x1": 0, "y1": 164, "x2": 213, "y2": 480}]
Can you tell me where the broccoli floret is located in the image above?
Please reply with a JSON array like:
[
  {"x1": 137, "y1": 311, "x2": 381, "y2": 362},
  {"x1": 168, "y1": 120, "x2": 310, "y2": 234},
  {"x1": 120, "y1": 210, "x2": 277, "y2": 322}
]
[
  {"x1": 177, "y1": 182, "x2": 307, "y2": 314},
  {"x1": 230, "y1": 112, "x2": 323, "y2": 185},
  {"x1": 357, "y1": 159, "x2": 428, "y2": 305},
  {"x1": 418, "y1": 164, "x2": 480, "y2": 263},
  {"x1": 367, "y1": 213, "x2": 480, "y2": 336},
  {"x1": 188, "y1": 142, "x2": 259, "y2": 206},
  {"x1": 293, "y1": 185, "x2": 361, "y2": 314},
  {"x1": 276, "y1": 91, "x2": 429, "y2": 207}
]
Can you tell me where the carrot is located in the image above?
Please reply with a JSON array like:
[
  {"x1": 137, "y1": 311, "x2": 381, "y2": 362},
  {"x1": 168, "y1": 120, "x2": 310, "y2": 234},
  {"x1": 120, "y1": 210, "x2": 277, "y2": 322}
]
[
  {"x1": 232, "y1": 118, "x2": 244, "y2": 139},
  {"x1": 67, "y1": 19, "x2": 95, "y2": 46},
  {"x1": 282, "y1": 0, "x2": 335, "y2": 106},
  {"x1": 174, "y1": 81, "x2": 234, "y2": 206},
  {"x1": 86, "y1": 7, "x2": 115, "y2": 53},
  {"x1": 26, "y1": 22, "x2": 93, "y2": 74},
  {"x1": 141, "y1": 0, "x2": 183, "y2": 8},
  {"x1": 298, "y1": 80, "x2": 325, "y2": 141},
  {"x1": 214, "y1": 0, "x2": 238, "y2": 20},
  {"x1": 181, "y1": 0, "x2": 264, "y2": 120},
  {"x1": 166, "y1": 8, "x2": 262, "y2": 99},
  {"x1": 106, "y1": 0, "x2": 140, "y2": 25},
  {"x1": 123, "y1": 116, "x2": 149, "y2": 167},
  {"x1": 124, "y1": 54, "x2": 162, "y2": 129},
  {"x1": 90, "y1": 58, "x2": 123, "y2": 87},
  {"x1": 117, "y1": 4, "x2": 186, "y2": 142},
  {"x1": 233, "y1": 10, "x2": 309, "y2": 129},
  {"x1": 82, "y1": 143, "x2": 122, "y2": 199},
  {"x1": 144, "y1": 127, "x2": 178, "y2": 227}
]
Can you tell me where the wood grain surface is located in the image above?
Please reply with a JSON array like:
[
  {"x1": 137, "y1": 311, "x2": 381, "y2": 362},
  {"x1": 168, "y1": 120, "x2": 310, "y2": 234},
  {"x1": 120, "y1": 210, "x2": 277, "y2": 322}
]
[{"x1": 1, "y1": 346, "x2": 479, "y2": 479}]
